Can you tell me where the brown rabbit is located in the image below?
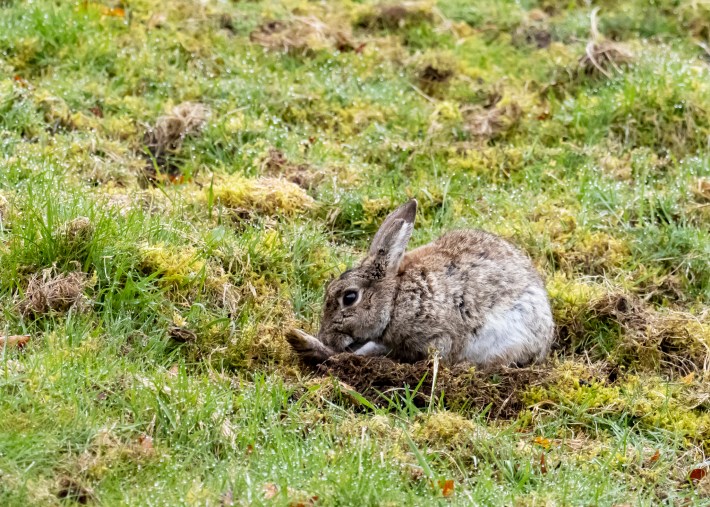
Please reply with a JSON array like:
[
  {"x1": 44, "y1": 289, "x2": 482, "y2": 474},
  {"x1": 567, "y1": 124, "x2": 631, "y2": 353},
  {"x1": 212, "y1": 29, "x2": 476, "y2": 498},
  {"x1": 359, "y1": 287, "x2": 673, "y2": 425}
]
[{"x1": 287, "y1": 199, "x2": 554, "y2": 367}]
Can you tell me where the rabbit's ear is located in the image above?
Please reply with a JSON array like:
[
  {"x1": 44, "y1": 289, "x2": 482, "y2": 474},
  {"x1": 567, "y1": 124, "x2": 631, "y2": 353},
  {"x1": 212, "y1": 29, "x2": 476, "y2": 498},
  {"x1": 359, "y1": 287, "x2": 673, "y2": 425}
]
[{"x1": 368, "y1": 199, "x2": 417, "y2": 275}]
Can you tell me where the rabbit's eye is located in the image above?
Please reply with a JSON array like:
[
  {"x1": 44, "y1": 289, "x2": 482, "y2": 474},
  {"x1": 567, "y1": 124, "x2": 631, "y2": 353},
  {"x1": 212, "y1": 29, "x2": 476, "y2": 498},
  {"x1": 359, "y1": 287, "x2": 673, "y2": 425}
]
[{"x1": 342, "y1": 290, "x2": 359, "y2": 307}]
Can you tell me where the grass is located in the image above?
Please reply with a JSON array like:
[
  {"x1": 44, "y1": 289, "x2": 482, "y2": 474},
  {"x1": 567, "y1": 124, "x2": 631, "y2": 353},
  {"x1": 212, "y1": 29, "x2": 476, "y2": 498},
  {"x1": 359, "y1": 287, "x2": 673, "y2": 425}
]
[{"x1": 1, "y1": 0, "x2": 709, "y2": 504}]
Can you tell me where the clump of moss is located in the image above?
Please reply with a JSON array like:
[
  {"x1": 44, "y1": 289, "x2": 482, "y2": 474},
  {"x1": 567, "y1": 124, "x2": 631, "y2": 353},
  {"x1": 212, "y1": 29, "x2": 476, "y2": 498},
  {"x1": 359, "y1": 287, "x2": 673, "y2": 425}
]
[
  {"x1": 210, "y1": 176, "x2": 316, "y2": 217},
  {"x1": 550, "y1": 230, "x2": 631, "y2": 277},
  {"x1": 249, "y1": 17, "x2": 358, "y2": 55},
  {"x1": 525, "y1": 366, "x2": 710, "y2": 451},
  {"x1": 448, "y1": 145, "x2": 529, "y2": 180},
  {"x1": 354, "y1": 2, "x2": 433, "y2": 31},
  {"x1": 138, "y1": 243, "x2": 206, "y2": 287},
  {"x1": 337, "y1": 414, "x2": 398, "y2": 440},
  {"x1": 34, "y1": 91, "x2": 74, "y2": 132},
  {"x1": 412, "y1": 412, "x2": 485, "y2": 449}
]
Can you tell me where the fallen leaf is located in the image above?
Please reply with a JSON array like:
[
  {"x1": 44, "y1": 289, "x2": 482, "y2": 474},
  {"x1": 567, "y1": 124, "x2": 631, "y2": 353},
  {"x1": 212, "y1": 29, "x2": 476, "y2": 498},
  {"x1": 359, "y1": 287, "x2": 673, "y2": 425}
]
[
  {"x1": 690, "y1": 468, "x2": 708, "y2": 482},
  {"x1": 13, "y1": 75, "x2": 30, "y2": 88},
  {"x1": 533, "y1": 436, "x2": 551, "y2": 449},
  {"x1": 649, "y1": 449, "x2": 660, "y2": 463},
  {"x1": 101, "y1": 6, "x2": 125, "y2": 17},
  {"x1": 438, "y1": 479, "x2": 454, "y2": 497},
  {"x1": 539, "y1": 453, "x2": 548, "y2": 474},
  {"x1": 0, "y1": 335, "x2": 31, "y2": 348},
  {"x1": 138, "y1": 434, "x2": 154, "y2": 454},
  {"x1": 263, "y1": 483, "x2": 278, "y2": 500}
]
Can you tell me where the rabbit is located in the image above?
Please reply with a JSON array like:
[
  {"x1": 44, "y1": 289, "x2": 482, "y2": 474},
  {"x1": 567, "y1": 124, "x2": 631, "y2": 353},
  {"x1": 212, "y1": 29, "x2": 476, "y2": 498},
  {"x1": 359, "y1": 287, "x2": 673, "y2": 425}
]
[{"x1": 286, "y1": 199, "x2": 554, "y2": 367}]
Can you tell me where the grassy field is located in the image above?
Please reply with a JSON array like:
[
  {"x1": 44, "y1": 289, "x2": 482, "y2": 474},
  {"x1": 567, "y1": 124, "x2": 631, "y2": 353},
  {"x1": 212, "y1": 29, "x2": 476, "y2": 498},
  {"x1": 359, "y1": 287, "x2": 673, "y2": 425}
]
[{"x1": 1, "y1": 0, "x2": 710, "y2": 505}]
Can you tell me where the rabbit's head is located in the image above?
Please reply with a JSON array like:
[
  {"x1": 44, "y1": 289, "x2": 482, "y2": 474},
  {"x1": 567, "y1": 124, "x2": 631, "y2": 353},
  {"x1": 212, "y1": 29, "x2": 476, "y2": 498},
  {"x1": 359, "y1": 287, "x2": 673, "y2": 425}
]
[{"x1": 317, "y1": 199, "x2": 417, "y2": 352}]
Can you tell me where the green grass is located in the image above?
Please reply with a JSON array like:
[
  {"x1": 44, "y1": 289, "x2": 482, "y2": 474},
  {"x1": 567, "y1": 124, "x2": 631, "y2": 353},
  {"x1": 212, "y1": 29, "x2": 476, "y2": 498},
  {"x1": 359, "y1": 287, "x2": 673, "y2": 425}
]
[{"x1": 1, "y1": 0, "x2": 710, "y2": 505}]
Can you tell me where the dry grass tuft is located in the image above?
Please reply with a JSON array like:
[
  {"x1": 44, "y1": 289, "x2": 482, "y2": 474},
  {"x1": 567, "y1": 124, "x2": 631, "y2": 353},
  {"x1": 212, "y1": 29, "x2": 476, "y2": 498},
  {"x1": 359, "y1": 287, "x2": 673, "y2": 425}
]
[
  {"x1": 249, "y1": 17, "x2": 359, "y2": 54},
  {"x1": 692, "y1": 177, "x2": 710, "y2": 203},
  {"x1": 211, "y1": 175, "x2": 316, "y2": 217},
  {"x1": 19, "y1": 266, "x2": 91, "y2": 316},
  {"x1": 261, "y1": 148, "x2": 325, "y2": 189},
  {"x1": 578, "y1": 41, "x2": 634, "y2": 78},
  {"x1": 578, "y1": 9, "x2": 633, "y2": 79},
  {"x1": 513, "y1": 9, "x2": 552, "y2": 49},
  {"x1": 57, "y1": 216, "x2": 94, "y2": 245},
  {"x1": 462, "y1": 101, "x2": 522, "y2": 140},
  {"x1": 0, "y1": 192, "x2": 8, "y2": 221},
  {"x1": 557, "y1": 289, "x2": 710, "y2": 374},
  {"x1": 144, "y1": 102, "x2": 210, "y2": 158}
]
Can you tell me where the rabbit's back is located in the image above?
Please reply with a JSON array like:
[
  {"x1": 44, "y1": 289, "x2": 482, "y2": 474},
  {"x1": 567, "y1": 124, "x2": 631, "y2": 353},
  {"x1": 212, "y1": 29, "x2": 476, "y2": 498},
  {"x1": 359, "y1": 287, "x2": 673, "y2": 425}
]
[{"x1": 386, "y1": 230, "x2": 553, "y2": 365}]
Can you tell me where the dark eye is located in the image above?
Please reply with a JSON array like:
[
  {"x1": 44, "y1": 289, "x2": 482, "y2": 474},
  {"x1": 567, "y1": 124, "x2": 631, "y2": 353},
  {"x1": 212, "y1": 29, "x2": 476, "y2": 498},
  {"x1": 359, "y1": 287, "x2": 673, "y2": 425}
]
[{"x1": 342, "y1": 290, "x2": 359, "y2": 307}]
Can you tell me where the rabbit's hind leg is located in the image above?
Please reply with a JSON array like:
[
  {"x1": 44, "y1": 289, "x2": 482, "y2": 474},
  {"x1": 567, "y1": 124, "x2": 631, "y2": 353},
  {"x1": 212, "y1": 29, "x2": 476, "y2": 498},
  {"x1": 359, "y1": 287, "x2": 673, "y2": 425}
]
[{"x1": 461, "y1": 285, "x2": 553, "y2": 367}]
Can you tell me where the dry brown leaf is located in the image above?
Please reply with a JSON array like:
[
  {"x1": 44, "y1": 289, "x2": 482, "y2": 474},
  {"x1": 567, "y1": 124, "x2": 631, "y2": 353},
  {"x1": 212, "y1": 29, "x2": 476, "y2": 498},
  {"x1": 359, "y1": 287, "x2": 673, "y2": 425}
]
[
  {"x1": 138, "y1": 434, "x2": 154, "y2": 453},
  {"x1": 438, "y1": 479, "x2": 454, "y2": 497},
  {"x1": 691, "y1": 467, "x2": 708, "y2": 482},
  {"x1": 263, "y1": 483, "x2": 279, "y2": 500},
  {"x1": 539, "y1": 453, "x2": 548, "y2": 474},
  {"x1": 101, "y1": 6, "x2": 125, "y2": 17},
  {"x1": 0, "y1": 335, "x2": 31, "y2": 348}
]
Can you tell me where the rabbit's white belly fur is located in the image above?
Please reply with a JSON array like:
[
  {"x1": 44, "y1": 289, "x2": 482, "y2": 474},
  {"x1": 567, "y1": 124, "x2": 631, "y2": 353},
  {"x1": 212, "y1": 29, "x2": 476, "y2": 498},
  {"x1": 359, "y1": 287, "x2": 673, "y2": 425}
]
[{"x1": 461, "y1": 284, "x2": 553, "y2": 366}]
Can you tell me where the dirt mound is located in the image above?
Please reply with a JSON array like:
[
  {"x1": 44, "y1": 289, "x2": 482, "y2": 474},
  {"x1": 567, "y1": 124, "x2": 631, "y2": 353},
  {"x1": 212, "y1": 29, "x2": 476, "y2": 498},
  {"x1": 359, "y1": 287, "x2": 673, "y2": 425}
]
[
  {"x1": 355, "y1": 3, "x2": 433, "y2": 31},
  {"x1": 311, "y1": 354, "x2": 559, "y2": 418},
  {"x1": 556, "y1": 290, "x2": 710, "y2": 374},
  {"x1": 249, "y1": 17, "x2": 358, "y2": 54}
]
